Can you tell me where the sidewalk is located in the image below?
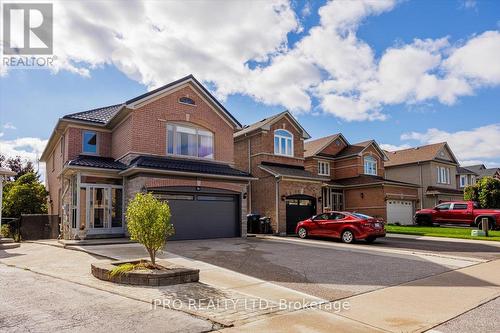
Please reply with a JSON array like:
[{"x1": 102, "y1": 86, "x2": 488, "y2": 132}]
[
  {"x1": 220, "y1": 259, "x2": 500, "y2": 332},
  {"x1": 386, "y1": 233, "x2": 500, "y2": 246}
]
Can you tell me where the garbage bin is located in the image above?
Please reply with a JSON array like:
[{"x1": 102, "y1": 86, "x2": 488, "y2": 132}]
[
  {"x1": 247, "y1": 214, "x2": 260, "y2": 233},
  {"x1": 259, "y1": 217, "x2": 271, "y2": 234}
]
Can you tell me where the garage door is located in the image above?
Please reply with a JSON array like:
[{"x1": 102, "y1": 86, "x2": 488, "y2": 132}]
[
  {"x1": 154, "y1": 192, "x2": 239, "y2": 240},
  {"x1": 286, "y1": 195, "x2": 316, "y2": 234},
  {"x1": 387, "y1": 200, "x2": 414, "y2": 225}
]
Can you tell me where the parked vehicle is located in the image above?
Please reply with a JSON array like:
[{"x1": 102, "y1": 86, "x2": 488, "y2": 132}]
[
  {"x1": 295, "y1": 211, "x2": 386, "y2": 243},
  {"x1": 414, "y1": 201, "x2": 500, "y2": 230}
]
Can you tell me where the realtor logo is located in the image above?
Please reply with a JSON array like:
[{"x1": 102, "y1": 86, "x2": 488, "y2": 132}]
[{"x1": 3, "y1": 3, "x2": 53, "y2": 55}]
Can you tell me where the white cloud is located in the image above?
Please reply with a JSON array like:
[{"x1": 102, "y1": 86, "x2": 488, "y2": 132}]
[
  {"x1": 3, "y1": 122, "x2": 16, "y2": 130},
  {"x1": 1, "y1": 0, "x2": 500, "y2": 122},
  {"x1": 400, "y1": 124, "x2": 500, "y2": 164},
  {"x1": 0, "y1": 137, "x2": 48, "y2": 179},
  {"x1": 379, "y1": 143, "x2": 412, "y2": 151}
]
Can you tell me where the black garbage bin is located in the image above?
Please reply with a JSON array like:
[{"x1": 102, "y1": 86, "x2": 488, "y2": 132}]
[
  {"x1": 247, "y1": 214, "x2": 260, "y2": 233},
  {"x1": 259, "y1": 217, "x2": 271, "y2": 234}
]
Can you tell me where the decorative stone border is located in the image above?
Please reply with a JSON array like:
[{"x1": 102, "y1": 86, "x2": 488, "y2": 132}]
[{"x1": 91, "y1": 259, "x2": 199, "y2": 286}]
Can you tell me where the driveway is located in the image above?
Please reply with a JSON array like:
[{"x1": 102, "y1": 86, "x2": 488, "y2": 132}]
[{"x1": 83, "y1": 236, "x2": 495, "y2": 300}]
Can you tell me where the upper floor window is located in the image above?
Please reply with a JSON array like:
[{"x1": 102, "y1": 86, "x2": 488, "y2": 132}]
[
  {"x1": 167, "y1": 124, "x2": 214, "y2": 159},
  {"x1": 364, "y1": 156, "x2": 377, "y2": 175},
  {"x1": 459, "y1": 175, "x2": 467, "y2": 188},
  {"x1": 318, "y1": 161, "x2": 330, "y2": 176},
  {"x1": 274, "y1": 129, "x2": 293, "y2": 156},
  {"x1": 437, "y1": 166, "x2": 450, "y2": 184},
  {"x1": 82, "y1": 131, "x2": 98, "y2": 154},
  {"x1": 471, "y1": 175, "x2": 476, "y2": 185},
  {"x1": 179, "y1": 96, "x2": 196, "y2": 106}
]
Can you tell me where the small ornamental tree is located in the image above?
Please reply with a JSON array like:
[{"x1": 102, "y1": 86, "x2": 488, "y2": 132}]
[{"x1": 126, "y1": 193, "x2": 175, "y2": 266}]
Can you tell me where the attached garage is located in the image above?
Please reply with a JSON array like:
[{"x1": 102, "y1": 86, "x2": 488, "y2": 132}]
[
  {"x1": 387, "y1": 200, "x2": 414, "y2": 225},
  {"x1": 153, "y1": 188, "x2": 240, "y2": 240}
]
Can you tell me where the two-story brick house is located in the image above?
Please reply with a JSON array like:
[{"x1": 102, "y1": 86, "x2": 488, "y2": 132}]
[
  {"x1": 234, "y1": 111, "x2": 328, "y2": 235},
  {"x1": 384, "y1": 142, "x2": 463, "y2": 209},
  {"x1": 40, "y1": 75, "x2": 254, "y2": 240},
  {"x1": 303, "y1": 135, "x2": 420, "y2": 225}
]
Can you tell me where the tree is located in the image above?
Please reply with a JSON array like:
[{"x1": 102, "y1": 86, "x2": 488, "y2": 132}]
[
  {"x1": 126, "y1": 193, "x2": 175, "y2": 266},
  {"x1": 464, "y1": 176, "x2": 500, "y2": 208},
  {"x1": 0, "y1": 154, "x2": 36, "y2": 180},
  {"x1": 2, "y1": 172, "x2": 48, "y2": 218}
]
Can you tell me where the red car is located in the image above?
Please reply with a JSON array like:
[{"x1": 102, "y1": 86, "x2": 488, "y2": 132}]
[
  {"x1": 295, "y1": 211, "x2": 386, "y2": 244},
  {"x1": 415, "y1": 201, "x2": 500, "y2": 229}
]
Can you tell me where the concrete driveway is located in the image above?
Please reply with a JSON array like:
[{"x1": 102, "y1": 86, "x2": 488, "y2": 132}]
[{"x1": 82, "y1": 235, "x2": 495, "y2": 300}]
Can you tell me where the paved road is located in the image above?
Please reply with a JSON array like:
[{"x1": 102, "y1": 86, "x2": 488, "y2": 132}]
[
  {"x1": 0, "y1": 264, "x2": 212, "y2": 333},
  {"x1": 162, "y1": 237, "x2": 484, "y2": 300},
  {"x1": 430, "y1": 296, "x2": 500, "y2": 333}
]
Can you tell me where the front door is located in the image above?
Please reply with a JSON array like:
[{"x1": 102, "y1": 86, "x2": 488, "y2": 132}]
[{"x1": 85, "y1": 185, "x2": 123, "y2": 234}]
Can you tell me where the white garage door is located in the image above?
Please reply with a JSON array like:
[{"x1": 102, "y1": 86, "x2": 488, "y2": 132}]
[{"x1": 387, "y1": 200, "x2": 414, "y2": 225}]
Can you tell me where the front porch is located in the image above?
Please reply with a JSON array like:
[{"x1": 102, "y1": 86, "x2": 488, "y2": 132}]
[{"x1": 62, "y1": 171, "x2": 125, "y2": 240}]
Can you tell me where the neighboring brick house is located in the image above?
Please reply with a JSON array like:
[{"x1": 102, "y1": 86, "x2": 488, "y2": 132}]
[
  {"x1": 456, "y1": 166, "x2": 478, "y2": 189},
  {"x1": 384, "y1": 142, "x2": 463, "y2": 209},
  {"x1": 303, "y1": 135, "x2": 420, "y2": 225},
  {"x1": 40, "y1": 75, "x2": 254, "y2": 240},
  {"x1": 462, "y1": 164, "x2": 500, "y2": 181},
  {"x1": 234, "y1": 111, "x2": 328, "y2": 235}
]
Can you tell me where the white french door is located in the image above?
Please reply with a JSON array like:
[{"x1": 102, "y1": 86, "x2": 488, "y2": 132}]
[{"x1": 85, "y1": 185, "x2": 123, "y2": 234}]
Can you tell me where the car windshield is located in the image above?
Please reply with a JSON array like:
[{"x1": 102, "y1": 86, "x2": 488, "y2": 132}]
[{"x1": 352, "y1": 213, "x2": 373, "y2": 219}]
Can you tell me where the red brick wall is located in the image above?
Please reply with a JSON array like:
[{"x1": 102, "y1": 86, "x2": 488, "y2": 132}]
[
  {"x1": 344, "y1": 186, "x2": 386, "y2": 219},
  {"x1": 112, "y1": 117, "x2": 133, "y2": 159},
  {"x1": 66, "y1": 127, "x2": 112, "y2": 160},
  {"x1": 320, "y1": 139, "x2": 346, "y2": 156},
  {"x1": 144, "y1": 177, "x2": 246, "y2": 193},
  {"x1": 361, "y1": 145, "x2": 385, "y2": 177},
  {"x1": 334, "y1": 157, "x2": 360, "y2": 179},
  {"x1": 130, "y1": 85, "x2": 235, "y2": 164}
]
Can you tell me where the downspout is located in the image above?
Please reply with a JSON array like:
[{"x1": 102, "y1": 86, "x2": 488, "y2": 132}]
[
  {"x1": 275, "y1": 175, "x2": 281, "y2": 234},
  {"x1": 247, "y1": 137, "x2": 252, "y2": 212}
]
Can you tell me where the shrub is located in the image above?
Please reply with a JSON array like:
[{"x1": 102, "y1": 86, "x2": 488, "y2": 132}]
[
  {"x1": 464, "y1": 184, "x2": 479, "y2": 202},
  {"x1": 0, "y1": 224, "x2": 10, "y2": 237},
  {"x1": 126, "y1": 193, "x2": 174, "y2": 265}
]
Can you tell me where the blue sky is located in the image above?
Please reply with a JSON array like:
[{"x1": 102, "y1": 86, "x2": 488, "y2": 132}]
[{"x1": 1, "y1": 0, "x2": 499, "y2": 173}]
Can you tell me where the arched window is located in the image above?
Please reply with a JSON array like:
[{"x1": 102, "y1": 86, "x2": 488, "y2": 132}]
[
  {"x1": 274, "y1": 129, "x2": 293, "y2": 156},
  {"x1": 364, "y1": 156, "x2": 377, "y2": 175},
  {"x1": 179, "y1": 96, "x2": 196, "y2": 106}
]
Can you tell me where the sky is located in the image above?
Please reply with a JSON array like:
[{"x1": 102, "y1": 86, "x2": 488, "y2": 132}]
[{"x1": 1, "y1": 0, "x2": 500, "y2": 179}]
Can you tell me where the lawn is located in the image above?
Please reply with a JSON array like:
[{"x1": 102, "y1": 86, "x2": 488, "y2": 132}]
[{"x1": 386, "y1": 225, "x2": 500, "y2": 242}]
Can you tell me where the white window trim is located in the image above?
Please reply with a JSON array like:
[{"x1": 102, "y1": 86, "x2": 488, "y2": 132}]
[
  {"x1": 363, "y1": 156, "x2": 377, "y2": 176},
  {"x1": 318, "y1": 161, "x2": 330, "y2": 176},
  {"x1": 82, "y1": 130, "x2": 99, "y2": 155},
  {"x1": 274, "y1": 129, "x2": 294, "y2": 157},
  {"x1": 167, "y1": 123, "x2": 214, "y2": 159},
  {"x1": 459, "y1": 175, "x2": 467, "y2": 188},
  {"x1": 437, "y1": 166, "x2": 451, "y2": 184}
]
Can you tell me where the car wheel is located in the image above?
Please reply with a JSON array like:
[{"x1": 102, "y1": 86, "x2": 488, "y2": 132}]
[
  {"x1": 416, "y1": 215, "x2": 431, "y2": 226},
  {"x1": 341, "y1": 230, "x2": 354, "y2": 244},
  {"x1": 297, "y1": 227, "x2": 308, "y2": 239},
  {"x1": 365, "y1": 236, "x2": 376, "y2": 243}
]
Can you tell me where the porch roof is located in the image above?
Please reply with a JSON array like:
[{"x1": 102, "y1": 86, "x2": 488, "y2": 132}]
[
  {"x1": 68, "y1": 155, "x2": 127, "y2": 170},
  {"x1": 426, "y1": 186, "x2": 464, "y2": 195}
]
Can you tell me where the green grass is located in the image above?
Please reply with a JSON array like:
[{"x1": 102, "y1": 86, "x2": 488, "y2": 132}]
[{"x1": 386, "y1": 225, "x2": 500, "y2": 242}]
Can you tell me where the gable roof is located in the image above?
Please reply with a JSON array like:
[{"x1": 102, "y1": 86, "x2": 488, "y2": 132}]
[
  {"x1": 462, "y1": 164, "x2": 486, "y2": 172},
  {"x1": 463, "y1": 164, "x2": 500, "y2": 178},
  {"x1": 234, "y1": 111, "x2": 311, "y2": 139},
  {"x1": 385, "y1": 142, "x2": 458, "y2": 167},
  {"x1": 304, "y1": 133, "x2": 349, "y2": 158},
  {"x1": 309, "y1": 138, "x2": 389, "y2": 161}
]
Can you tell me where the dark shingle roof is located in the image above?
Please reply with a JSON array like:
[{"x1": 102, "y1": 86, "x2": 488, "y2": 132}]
[
  {"x1": 68, "y1": 155, "x2": 127, "y2": 170},
  {"x1": 426, "y1": 186, "x2": 464, "y2": 195},
  {"x1": 129, "y1": 155, "x2": 252, "y2": 178},
  {"x1": 259, "y1": 162, "x2": 328, "y2": 181},
  {"x1": 456, "y1": 166, "x2": 478, "y2": 175},
  {"x1": 63, "y1": 104, "x2": 123, "y2": 124},
  {"x1": 334, "y1": 175, "x2": 420, "y2": 187},
  {"x1": 235, "y1": 111, "x2": 287, "y2": 137}
]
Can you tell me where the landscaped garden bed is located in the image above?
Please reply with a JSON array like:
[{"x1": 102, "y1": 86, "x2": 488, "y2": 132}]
[
  {"x1": 386, "y1": 225, "x2": 500, "y2": 242},
  {"x1": 91, "y1": 259, "x2": 199, "y2": 286}
]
